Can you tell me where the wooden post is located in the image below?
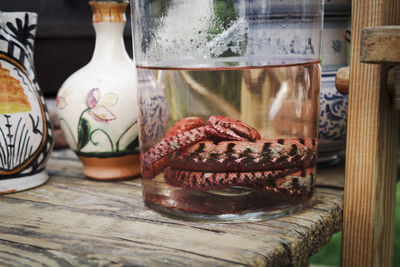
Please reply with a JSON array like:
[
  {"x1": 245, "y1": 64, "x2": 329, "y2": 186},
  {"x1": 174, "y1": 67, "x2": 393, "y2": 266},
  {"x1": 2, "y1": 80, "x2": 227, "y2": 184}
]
[{"x1": 342, "y1": 0, "x2": 400, "y2": 266}]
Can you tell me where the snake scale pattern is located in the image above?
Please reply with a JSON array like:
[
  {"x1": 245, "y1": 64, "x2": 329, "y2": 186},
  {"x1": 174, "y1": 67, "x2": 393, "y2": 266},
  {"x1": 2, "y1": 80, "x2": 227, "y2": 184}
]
[{"x1": 142, "y1": 116, "x2": 317, "y2": 194}]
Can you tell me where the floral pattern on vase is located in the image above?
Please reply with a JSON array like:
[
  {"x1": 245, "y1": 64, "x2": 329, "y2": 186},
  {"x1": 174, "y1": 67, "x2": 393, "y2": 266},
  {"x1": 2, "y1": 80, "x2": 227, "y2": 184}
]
[
  {"x1": 137, "y1": 69, "x2": 170, "y2": 152},
  {"x1": 56, "y1": 1, "x2": 140, "y2": 180},
  {"x1": 318, "y1": 74, "x2": 348, "y2": 164},
  {"x1": 319, "y1": 92, "x2": 348, "y2": 142},
  {"x1": 57, "y1": 88, "x2": 138, "y2": 156},
  {"x1": 317, "y1": 1, "x2": 351, "y2": 165},
  {"x1": 0, "y1": 12, "x2": 53, "y2": 193}
]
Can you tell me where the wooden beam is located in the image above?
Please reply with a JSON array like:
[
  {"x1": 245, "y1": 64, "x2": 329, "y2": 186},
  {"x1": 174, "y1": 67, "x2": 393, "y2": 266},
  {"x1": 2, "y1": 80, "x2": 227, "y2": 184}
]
[
  {"x1": 360, "y1": 26, "x2": 400, "y2": 63},
  {"x1": 341, "y1": 0, "x2": 400, "y2": 266}
]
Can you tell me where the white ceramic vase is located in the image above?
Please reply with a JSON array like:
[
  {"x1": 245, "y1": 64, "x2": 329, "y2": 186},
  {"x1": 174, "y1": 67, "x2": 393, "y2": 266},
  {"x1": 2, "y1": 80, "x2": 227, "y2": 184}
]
[
  {"x1": 56, "y1": 1, "x2": 140, "y2": 180},
  {"x1": 0, "y1": 12, "x2": 53, "y2": 193}
]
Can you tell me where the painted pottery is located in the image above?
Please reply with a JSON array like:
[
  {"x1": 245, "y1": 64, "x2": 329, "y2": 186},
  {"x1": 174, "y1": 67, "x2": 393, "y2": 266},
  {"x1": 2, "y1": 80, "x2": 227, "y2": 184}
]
[
  {"x1": 318, "y1": 73, "x2": 348, "y2": 164},
  {"x1": 318, "y1": 2, "x2": 350, "y2": 166},
  {"x1": 0, "y1": 12, "x2": 53, "y2": 193},
  {"x1": 56, "y1": 1, "x2": 139, "y2": 180}
]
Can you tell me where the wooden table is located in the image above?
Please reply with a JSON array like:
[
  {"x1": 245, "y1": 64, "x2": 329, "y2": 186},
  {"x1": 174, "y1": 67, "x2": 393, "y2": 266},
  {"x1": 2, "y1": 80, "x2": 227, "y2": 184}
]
[{"x1": 0, "y1": 150, "x2": 344, "y2": 266}]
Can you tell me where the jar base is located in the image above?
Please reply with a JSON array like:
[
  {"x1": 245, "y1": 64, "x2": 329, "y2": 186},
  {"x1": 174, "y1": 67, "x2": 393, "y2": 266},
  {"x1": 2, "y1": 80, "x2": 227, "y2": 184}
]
[
  {"x1": 144, "y1": 196, "x2": 314, "y2": 223},
  {"x1": 79, "y1": 154, "x2": 140, "y2": 180},
  {"x1": 0, "y1": 170, "x2": 49, "y2": 194}
]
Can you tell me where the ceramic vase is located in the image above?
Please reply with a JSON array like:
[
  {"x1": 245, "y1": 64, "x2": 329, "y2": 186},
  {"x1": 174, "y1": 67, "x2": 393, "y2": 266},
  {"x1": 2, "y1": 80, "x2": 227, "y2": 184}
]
[
  {"x1": 56, "y1": 1, "x2": 140, "y2": 180},
  {"x1": 318, "y1": 0, "x2": 350, "y2": 166},
  {"x1": 0, "y1": 12, "x2": 53, "y2": 193}
]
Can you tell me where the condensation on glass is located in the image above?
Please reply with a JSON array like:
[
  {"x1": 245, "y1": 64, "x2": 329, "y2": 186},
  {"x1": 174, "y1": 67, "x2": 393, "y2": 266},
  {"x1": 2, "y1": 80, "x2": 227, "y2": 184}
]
[{"x1": 132, "y1": 0, "x2": 323, "y2": 222}]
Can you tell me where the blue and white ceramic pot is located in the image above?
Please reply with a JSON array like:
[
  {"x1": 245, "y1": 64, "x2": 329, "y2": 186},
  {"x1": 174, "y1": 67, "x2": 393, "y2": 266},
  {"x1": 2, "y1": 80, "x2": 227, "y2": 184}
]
[
  {"x1": 0, "y1": 12, "x2": 53, "y2": 193},
  {"x1": 318, "y1": 73, "x2": 348, "y2": 164},
  {"x1": 318, "y1": 1, "x2": 350, "y2": 166}
]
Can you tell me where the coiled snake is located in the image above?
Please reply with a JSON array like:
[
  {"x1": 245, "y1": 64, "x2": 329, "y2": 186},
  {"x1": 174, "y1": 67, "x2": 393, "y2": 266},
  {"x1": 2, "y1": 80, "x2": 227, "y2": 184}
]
[{"x1": 142, "y1": 116, "x2": 317, "y2": 195}]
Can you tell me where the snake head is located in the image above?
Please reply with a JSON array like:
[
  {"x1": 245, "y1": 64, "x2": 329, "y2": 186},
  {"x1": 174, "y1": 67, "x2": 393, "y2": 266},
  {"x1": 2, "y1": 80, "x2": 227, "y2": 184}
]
[
  {"x1": 165, "y1": 117, "x2": 206, "y2": 138},
  {"x1": 207, "y1": 115, "x2": 261, "y2": 142}
]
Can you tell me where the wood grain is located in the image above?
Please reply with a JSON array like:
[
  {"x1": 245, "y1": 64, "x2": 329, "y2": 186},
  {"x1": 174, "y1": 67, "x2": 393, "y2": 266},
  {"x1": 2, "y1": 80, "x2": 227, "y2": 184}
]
[
  {"x1": 360, "y1": 26, "x2": 400, "y2": 64},
  {"x1": 342, "y1": 0, "x2": 400, "y2": 266},
  {"x1": 0, "y1": 150, "x2": 344, "y2": 266}
]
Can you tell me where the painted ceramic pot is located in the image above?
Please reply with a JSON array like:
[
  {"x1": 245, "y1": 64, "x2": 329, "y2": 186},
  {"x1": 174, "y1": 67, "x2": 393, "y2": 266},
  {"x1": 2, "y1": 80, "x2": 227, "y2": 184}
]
[
  {"x1": 321, "y1": 17, "x2": 351, "y2": 72},
  {"x1": 0, "y1": 12, "x2": 53, "y2": 193},
  {"x1": 56, "y1": 1, "x2": 140, "y2": 180},
  {"x1": 318, "y1": 3, "x2": 350, "y2": 166},
  {"x1": 318, "y1": 73, "x2": 348, "y2": 164},
  {"x1": 136, "y1": 69, "x2": 170, "y2": 152}
]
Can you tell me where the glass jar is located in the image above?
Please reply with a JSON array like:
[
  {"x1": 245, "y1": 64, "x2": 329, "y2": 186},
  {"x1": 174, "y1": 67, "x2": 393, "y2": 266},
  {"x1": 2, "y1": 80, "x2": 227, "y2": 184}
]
[{"x1": 132, "y1": 0, "x2": 323, "y2": 222}]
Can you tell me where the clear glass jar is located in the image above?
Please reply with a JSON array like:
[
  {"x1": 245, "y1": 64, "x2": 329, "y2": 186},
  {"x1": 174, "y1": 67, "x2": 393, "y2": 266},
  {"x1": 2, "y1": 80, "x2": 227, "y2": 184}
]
[{"x1": 132, "y1": 0, "x2": 323, "y2": 222}]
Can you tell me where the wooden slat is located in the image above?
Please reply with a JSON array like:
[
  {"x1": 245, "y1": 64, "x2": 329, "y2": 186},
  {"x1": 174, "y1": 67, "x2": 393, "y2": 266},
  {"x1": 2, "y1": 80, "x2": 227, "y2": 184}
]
[
  {"x1": 360, "y1": 26, "x2": 400, "y2": 63},
  {"x1": 0, "y1": 151, "x2": 345, "y2": 266},
  {"x1": 342, "y1": 0, "x2": 400, "y2": 266}
]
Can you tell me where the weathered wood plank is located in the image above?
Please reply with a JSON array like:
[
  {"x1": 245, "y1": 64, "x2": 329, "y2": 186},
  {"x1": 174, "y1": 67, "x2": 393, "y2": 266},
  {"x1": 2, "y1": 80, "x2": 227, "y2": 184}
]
[
  {"x1": 0, "y1": 190, "x2": 342, "y2": 266},
  {"x1": 342, "y1": 0, "x2": 400, "y2": 266},
  {"x1": 360, "y1": 26, "x2": 400, "y2": 64},
  {"x1": 0, "y1": 150, "x2": 344, "y2": 266},
  {"x1": 0, "y1": 197, "x2": 282, "y2": 266}
]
